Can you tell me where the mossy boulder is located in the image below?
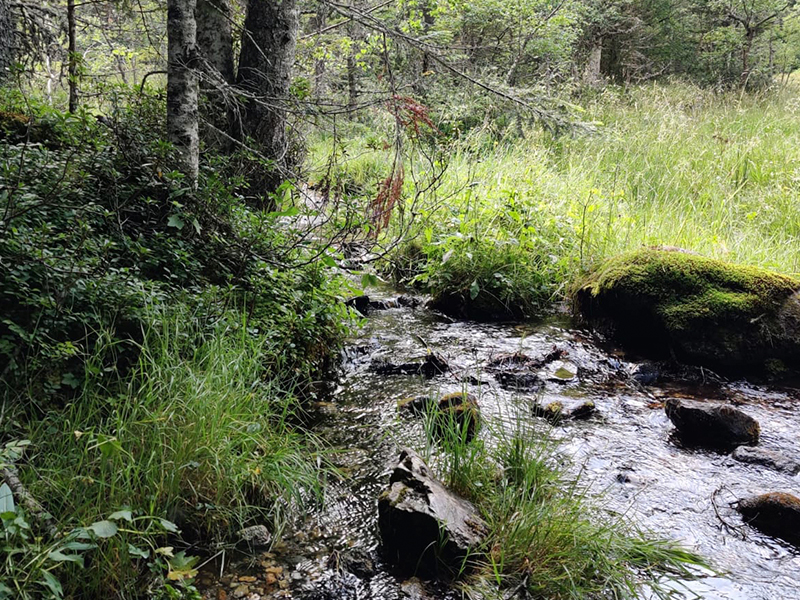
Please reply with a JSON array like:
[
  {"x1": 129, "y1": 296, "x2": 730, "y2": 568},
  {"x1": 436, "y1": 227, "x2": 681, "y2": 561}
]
[
  {"x1": 574, "y1": 249, "x2": 800, "y2": 372},
  {"x1": 736, "y1": 492, "x2": 800, "y2": 547}
]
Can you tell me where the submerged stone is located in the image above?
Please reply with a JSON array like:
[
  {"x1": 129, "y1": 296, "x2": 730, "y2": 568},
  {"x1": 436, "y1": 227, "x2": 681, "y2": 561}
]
[
  {"x1": 534, "y1": 398, "x2": 595, "y2": 423},
  {"x1": 731, "y1": 446, "x2": 800, "y2": 475},
  {"x1": 378, "y1": 449, "x2": 487, "y2": 577},
  {"x1": 545, "y1": 360, "x2": 579, "y2": 383},
  {"x1": 574, "y1": 249, "x2": 800, "y2": 372},
  {"x1": 737, "y1": 492, "x2": 800, "y2": 547},
  {"x1": 664, "y1": 398, "x2": 759, "y2": 448}
]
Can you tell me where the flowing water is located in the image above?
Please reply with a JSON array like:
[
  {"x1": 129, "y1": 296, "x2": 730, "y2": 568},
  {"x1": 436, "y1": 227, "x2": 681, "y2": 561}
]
[{"x1": 202, "y1": 291, "x2": 800, "y2": 600}]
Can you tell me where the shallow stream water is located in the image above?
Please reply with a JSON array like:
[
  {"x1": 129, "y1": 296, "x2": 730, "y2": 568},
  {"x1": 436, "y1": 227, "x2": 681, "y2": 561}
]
[{"x1": 202, "y1": 292, "x2": 800, "y2": 600}]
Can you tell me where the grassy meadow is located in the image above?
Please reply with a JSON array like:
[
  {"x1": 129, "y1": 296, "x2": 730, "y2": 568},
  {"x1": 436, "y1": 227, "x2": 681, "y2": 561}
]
[{"x1": 310, "y1": 81, "x2": 800, "y2": 315}]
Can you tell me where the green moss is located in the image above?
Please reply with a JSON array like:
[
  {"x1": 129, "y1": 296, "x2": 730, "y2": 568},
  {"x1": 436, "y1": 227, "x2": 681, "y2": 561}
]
[
  {"x1": 575, "y1": 249, "x2": 800, "y2": 369},
  {"x1": 579, "y1": 249, "x2": 799, "y2": 332}
]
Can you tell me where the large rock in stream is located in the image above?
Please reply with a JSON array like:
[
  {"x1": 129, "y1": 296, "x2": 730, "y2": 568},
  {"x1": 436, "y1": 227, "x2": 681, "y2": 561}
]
[
  {"x1": 665, "y1": 398, "x2": 760, "y2": 448},
  {"x1": 574, "y1": 249, "x2": 800, "y2": 372},
  {"x1": 737, "y1": 492, "x2": 800, "y2": 547},
  {"x1": 378, "y1": 449, "x2": 487, "y2": 577}
]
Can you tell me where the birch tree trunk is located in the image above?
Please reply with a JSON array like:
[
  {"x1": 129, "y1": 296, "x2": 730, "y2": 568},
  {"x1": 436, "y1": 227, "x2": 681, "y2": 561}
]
[
  {"x1": 167, "y1": 0, "x2": 200, "y2": 188},
  {"x1": 236, "y1": 0, "x2": 298, "y2": 194},
  {"x1": 0, "y1": 0, "x2": 15, "y2": 85}
]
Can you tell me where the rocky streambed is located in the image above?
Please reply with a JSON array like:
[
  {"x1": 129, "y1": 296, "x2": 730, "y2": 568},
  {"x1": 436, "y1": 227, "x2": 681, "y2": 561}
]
[{"x1": 200, "y1": 289, "x2": 800, "y2": 600}]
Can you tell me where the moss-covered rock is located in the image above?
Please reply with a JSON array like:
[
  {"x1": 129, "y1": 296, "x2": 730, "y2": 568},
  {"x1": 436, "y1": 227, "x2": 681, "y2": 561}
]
[{"x1": 574, "y1": 249, "x2": 800, "y2": 372}]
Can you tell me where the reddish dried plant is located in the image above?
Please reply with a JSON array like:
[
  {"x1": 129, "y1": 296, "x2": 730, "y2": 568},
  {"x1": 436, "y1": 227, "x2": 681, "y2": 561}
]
[
  {"x1": 386, "y1": 95, "x2": 440, "y2": 138},
  {"x1": 369, "y1": 163, "x2": 404, "y2": 235}
]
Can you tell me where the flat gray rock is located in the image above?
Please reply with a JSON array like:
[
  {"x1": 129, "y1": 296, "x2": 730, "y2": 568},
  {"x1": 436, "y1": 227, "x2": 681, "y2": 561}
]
[
  {"x1": 378, "y1": 448, "x2": 487, "y2": 577},
  {"x1": 731, "y1": 446, "x2": 800, "y2": 475}
]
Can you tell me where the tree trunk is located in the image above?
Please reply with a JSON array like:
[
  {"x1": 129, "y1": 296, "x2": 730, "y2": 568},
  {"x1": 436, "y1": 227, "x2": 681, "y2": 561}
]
[
  {"x1": 196, "y1": 0, "x2": 234, "y2": 148},
  {"x1": 67, "y1": 0, "x2": 78, "y2": 112},
  {"x1": 196, "y1": 0, "x2": 234, "y2": 86},
  {"x1": 236, "y1": 0, "x2": 298, "y2": 194},
  {"x1": 347, "y1": 53, "x2": 358, "y2": 113},
  {"x1": 741, "y1": 29, "x2": 754, "y2": 87},
  {"x1": 167, "y1": 0, "x2": 200, "y2": 188},
  {"x1": 583, "y1": 38, "x2": 603, "y2": 86},
  {"x1": 0, "y1": 0, "x2": 16, "y2": 85},
  {"x1": 311, "y1": 5, "x2": 328, "y2": 101}
]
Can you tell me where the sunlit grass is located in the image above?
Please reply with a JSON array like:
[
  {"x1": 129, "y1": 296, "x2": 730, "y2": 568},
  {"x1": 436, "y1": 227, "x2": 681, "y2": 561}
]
[{"x1": 311, "y1": 82, "x2": 800, "y2": 312}]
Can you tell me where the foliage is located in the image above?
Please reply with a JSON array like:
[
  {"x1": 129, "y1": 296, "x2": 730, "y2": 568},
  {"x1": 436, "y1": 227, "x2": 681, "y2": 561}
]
[
  {"x1": 2, "y1": 307, "x2": 330, "y2": 598},
  {"x1": 367, "y1": 82, "x2": 800, "y2": 316},
  {"x1": 422, "y1": 420, "x2": 708, "y2": 599},
  {"x1": 0, "y1": 89, "x2": 348, "y2": 398}
]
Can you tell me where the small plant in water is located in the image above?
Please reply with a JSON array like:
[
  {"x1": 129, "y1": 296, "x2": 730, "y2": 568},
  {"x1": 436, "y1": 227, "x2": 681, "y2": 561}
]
[{"x1": 421, "y1": 413, "x2": 709, "y2": 599}]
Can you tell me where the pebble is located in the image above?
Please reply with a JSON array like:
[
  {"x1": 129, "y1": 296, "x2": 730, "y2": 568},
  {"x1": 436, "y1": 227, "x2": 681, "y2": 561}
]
[{"x1": 232, "y1": 584, "x2": 250, "y2": 599}]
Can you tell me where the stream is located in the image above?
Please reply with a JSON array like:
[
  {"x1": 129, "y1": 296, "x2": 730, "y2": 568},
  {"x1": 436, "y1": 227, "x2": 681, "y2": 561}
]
[{"x1": 200, "y1": 290, "x2": 800, "y2": 600}]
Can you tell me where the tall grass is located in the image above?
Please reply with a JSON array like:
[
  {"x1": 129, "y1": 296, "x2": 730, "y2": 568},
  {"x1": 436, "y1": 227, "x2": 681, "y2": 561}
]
[
  {"x1": 423, "y1": 415, "x2": 707, "y2": 599},
  {"x1": 315, "y1": 82, "x2": 800, "y2": 313},
  {"x1": 9, "y1": 307, "x2": 327, "y2": 598}
]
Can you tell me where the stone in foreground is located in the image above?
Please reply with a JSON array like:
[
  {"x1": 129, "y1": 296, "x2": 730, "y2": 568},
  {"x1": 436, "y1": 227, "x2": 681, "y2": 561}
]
[
  {"x1": 737, "y1": 492, "x2": 800, "y2": 547},
  {"x1": 664, "y1": 398, "x2": 759, "y2": 448},
  {"x1": 236, "y1": 524, "x2": 272, "y2": 548},
  {"x1": 574, "y1": 249, "x2": 800, "y2": 372},
  {"x1": 378, "y1": 448, "x2": 487, "y2": 577}
]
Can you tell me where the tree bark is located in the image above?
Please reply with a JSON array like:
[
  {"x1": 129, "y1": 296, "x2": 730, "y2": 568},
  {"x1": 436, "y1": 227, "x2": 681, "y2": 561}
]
[
  {"x1": 67, "y1": 0, "x2": 78, "y2": 112},
  {"x1": 196, "y1": 0, "x2": 234, "y2": 86},
  {"x1": 0, "y1": 0, "x2": 15, "y2": 85},
  {"x1": 583, "y1": 38, "x2": 603, "y2": 86},
  {"x1": 311, "y1": 5, "x2": 328, "y2": 101},
  {"x1": 167, "y1": 0, "x2": 200, "y2": 188},
  {"x1": 236, "y1": 0, "x2": 299, "y2": 193}
]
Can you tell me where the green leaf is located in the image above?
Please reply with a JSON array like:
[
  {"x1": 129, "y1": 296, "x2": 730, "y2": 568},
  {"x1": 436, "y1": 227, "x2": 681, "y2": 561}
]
[
  {"x1": 128, "y1": 544, "x2": 150, "y2": 559},
  {"x1": 60, "y1": 541, "x2": 96, "y2": 552},
  {"x1": 0, "y1": 484, "x2": 14, "y2": 514},
  {"x1": 469, "y1": 280, "x2": 480, "y2": 300},
  {"x1": 108, "y1": 509, "x2": 133, "y2": 522},
  {"x1": 167, "y1": 214, "x2": 185, "y2": 230},
  {"x1": 360, "y1": 273, "x2": 379, "y2": 288},
  {"x1": 88, "y1": 520, "x2": 118, "y2": 538},
  {"x1": 40, "y1": 571, "x2": 64, "y2": 598},
  {"x1": 159, "y1": 519, "x2": 179, "y2": 533},
  {"x1": 321, "y1": 254, "x2": 337, "y2": 268},
  {"x1": 47, "y1": 550, "x2": 86, "y2": 568}
]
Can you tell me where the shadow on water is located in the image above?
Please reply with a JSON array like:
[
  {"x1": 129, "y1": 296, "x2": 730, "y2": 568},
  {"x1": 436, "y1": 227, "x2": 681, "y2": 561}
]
[{"x1": 200, "y1": 291, "x2": 800, "y2": 600}]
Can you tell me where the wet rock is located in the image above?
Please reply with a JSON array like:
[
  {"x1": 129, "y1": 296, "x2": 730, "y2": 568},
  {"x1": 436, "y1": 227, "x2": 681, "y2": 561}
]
[
  {"x1": 433, "y1": 392, "x2": 481, "y2": 441},
  {"x1": 346, "y1": 294, "x2": 424, "y2": 316},
  {"x1": 378, "y1": 448, "x2": 487, "y2": 577},
  {"x1": 665, "y1": 398, "x2": 760, "y2": 448},
  {"x1": 327, "y1": 548, "x2": 376, "y2": 579},
  {"x1": 731, "y1": 446, "x2": 800, "y2": 475},
  {"x1": 534, "y1": 399, "x2": 595, "y2": 423},
  {"x1": 397, "y1": 295, "x2": 424, "y2": 309},
  {"x1": 371, "y1": 353, "x2": 449, "y2": 379},
  {"x1": 631, "y1": 362, "x2": 661, "y2": 385},
  {"x1": 487, "y1": 347, "x2": 566, "y2": 372},
  {"x1": 736, "y1": 492, "x2": 800, "y2": 546},
  {"x1": 495, "y1": 370, "x2": 542, "y2": 391},
  {"x1": 237, "y1": 525, "x2": 272, "y2": 549},
  {"x1": 397, "y1": 395, "x2": 430, "y2": 415},
  {"x1": 545, "y1": 360, "x2": 579, "y2": 383},
  {"x1": 574, "y1": 249, "x2": 800, "y2": 373}
]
